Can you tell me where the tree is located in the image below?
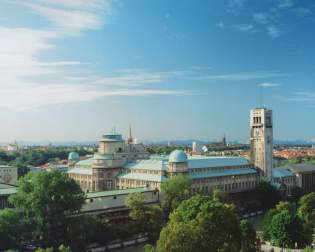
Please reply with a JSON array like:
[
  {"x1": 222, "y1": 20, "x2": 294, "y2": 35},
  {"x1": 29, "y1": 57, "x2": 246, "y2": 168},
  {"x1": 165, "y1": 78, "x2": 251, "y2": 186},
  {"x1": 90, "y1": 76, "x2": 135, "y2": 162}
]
[
  {"x1": 269, "y1": 210, "x2": 293, "y2": 247},
  {"x1": 298, "y1": 192, "x2": 315, "y2": 227},
  {"x1": 160, "y1": 174, "x2": 192, "y2": 213},
  {"x1": 240, "y1": 220, "x2": 256, "y2": 252},
  {"x1": 10, "y1": 171, "x2": 85, "y2": 249},
  {"x1": 254, "y1": 181, "x2": 282, "y2": 210},
  {"x1": 126, "y1": 193, "x2": 163, "y2": 242},
  {"x1": 263, "y1": 201, "x2": 307, "y2": 248},
  {"x1": 0, "y1": 209, "x2": 21, "y2": 251},
  {"x1": 156, "y1": 195, "x2": 241, "y2": 252}
]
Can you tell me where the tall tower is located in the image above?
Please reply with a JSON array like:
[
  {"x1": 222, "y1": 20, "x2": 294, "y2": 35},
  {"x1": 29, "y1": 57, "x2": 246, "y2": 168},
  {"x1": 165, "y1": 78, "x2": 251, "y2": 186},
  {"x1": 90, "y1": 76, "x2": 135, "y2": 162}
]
[{"x1": 250, "y1": 108, "x2": 273, "y2": 181}]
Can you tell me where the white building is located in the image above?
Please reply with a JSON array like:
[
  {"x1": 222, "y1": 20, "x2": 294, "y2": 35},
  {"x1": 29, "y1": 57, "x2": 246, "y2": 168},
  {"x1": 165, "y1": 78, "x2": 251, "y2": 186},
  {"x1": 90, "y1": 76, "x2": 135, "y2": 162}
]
[
  {"x1": 0, "y1": 165, "x2": 18, "y2": 185},
  {"x1": 250, "y1": 108, "x2": 273, "y2": 181}
]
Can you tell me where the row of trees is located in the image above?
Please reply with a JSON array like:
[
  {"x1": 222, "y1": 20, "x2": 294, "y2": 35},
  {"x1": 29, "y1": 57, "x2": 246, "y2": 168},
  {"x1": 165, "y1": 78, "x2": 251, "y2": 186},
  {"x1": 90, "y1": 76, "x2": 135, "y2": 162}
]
[
  {"x1": 0, "y1": 147, "x2": 93, "y2": 177},
  {"x1": 0, "y1": 171, "x2": 113, "y2": 251},
  {"x1": 263, "y1": 193, "x2": 315, "y2": 248}
]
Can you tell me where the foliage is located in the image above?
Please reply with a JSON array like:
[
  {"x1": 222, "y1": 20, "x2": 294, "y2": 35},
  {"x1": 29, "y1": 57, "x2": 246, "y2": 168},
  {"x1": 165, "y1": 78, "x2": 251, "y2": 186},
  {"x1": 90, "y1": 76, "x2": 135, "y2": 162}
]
[
  {"x1": 9, "y1": 171, "x2": 85, "y2": 249},
  {"x1": 240, "y1": 219, "x2": 256, "y2": 252},
  {"x1": 302, "y1": 247, "x2": 313, "y2": 252},
  {"x1": 160, "y1": 174, "x2": 192, "y2": 213},
  {"x1": 254, "y1": 181, "x2": 282, "y2": 210},
  {"x1": 156, "y1": 195, "x2": 241, "y2": 252},
  {"x1": 126, "y1": 193, "x2": 163, "y2": 242},
  {"x1": 0, "y1": 209, "x2": 21, "y2": 251},
  {"x1": 35, "y1": 245, "x2": 71, "y2": 252},
  {"x1": 144, "y1": 244, "x2": 156, "y2": 252},
  {"x1": 263, "y1": 201, "x2": 307, "y2": 248},
  {"x1": 147, "y1": 146, "x2": 184, "y2": 155},
  {"x1": 0, "y1": 147, "x2": 93, "y2": 178},
  {"x1": 298, "y1": 192, "x2": 315, "y2": 227},
  {"x1": 290, "y1": 186, "x2": 305, "y2": 203}
]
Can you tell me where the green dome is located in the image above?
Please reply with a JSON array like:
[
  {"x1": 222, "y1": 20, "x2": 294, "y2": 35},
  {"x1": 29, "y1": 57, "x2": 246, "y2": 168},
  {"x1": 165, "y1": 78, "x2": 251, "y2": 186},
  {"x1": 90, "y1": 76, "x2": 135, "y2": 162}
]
[
  {"x1": 169, "y1": 150, "x2": 187, "y2": 163},
  {"x1": 68, "y1": 152, "x2": 80, "y2": 161}
]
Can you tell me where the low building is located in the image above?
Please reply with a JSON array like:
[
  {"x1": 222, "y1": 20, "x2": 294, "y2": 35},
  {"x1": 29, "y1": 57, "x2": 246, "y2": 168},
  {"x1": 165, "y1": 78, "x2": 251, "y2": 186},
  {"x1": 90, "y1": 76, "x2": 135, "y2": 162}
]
[
  {"x1": 0, "y1": 185, "x2": 159, "y2": 223},
  {"x1": 82, "y1": 187, "x2": 159, "y2": 221},
  {"x1": 0, "y1": 184, "x2": 17, "y2": 209},
  {"x1": 0, "y1": 165, "x2": 18, "y2": 185},
  {"x1": 273, "y1": 163, "x2": 315, "y2": 194}
]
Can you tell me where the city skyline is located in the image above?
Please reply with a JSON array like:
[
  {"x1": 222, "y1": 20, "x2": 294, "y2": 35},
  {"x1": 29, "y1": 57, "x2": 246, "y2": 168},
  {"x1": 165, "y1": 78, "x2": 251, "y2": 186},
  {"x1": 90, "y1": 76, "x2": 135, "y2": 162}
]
[{"x1": 1, "y1": 0, "x2": 315, "y2": 142}]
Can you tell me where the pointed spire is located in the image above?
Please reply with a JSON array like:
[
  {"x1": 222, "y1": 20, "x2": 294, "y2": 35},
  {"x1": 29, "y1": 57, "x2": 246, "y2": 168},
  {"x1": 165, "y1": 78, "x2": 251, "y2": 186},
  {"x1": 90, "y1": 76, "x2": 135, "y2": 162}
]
[{"x1": 128, "y1": 124, "x2": 133, "y2": 144}]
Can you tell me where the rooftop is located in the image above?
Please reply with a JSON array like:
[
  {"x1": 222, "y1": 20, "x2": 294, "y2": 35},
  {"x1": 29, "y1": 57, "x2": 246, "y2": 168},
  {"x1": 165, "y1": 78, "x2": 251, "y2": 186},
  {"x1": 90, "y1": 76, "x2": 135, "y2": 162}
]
[
  {"x1": 68, "y1": 167, "x2": 92, "y2": 175},
  {"x1": 191, "y1": 168, "x2": 257, "y2": 179},
  {"x1": 86, "y1": 187, "x2": 154, "y2": 198}
]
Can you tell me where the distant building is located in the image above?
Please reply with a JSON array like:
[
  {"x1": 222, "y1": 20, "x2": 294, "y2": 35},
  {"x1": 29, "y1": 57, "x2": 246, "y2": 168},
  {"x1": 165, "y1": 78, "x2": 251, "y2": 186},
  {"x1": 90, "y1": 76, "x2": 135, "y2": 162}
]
[
  {"x1": 7, "y1": 141, "x2": 19, "y2": 152},
  {"x1": 68, "y1": 132, "x2": 259, "y2": 194},
  {"x1": 250, "y1": 108, "x2": 273, "y2": 181},
  {"x1": 0, "y1": 184, "x2": 17, "y2": 209},
  {"x1": 273, "y1": 163, "x2": 315, "y2": 194},
  {"x1": 0, "y1": 165, "x2": 18, "y2": 185}
]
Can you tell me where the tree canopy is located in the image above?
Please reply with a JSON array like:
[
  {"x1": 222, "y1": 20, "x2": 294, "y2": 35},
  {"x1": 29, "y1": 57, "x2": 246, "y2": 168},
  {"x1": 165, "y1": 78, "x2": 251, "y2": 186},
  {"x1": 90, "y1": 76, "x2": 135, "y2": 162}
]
[
  {"x1": 156, "y1": 195, "x2": 242, "y2": 252},
  {"x1": 0, "y1": 209, "x2": 21, "y2": 251},
  {"x1": 9, "y1": 171, "x2": 85, "y2": 249},
  {"x1": 126, "y1": 193, "x2": 163, "y2": 242},
  {"x1": 298, "y1": 192, "x2": 315, "y2": 227},
  {"x1": 160, "y1": 174, "x2": 192, "y2": 213}
]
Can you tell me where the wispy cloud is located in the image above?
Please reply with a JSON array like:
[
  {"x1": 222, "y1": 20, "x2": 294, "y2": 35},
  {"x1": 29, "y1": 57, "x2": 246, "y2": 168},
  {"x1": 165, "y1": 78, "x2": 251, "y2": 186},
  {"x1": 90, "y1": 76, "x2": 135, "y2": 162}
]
[
  {"x1": 267, "y1": 25, "x2": 281, "y2": 38},
  {"x1": 0, "y1": 84, "x2": 188, "y2": 110},
  {"x1": 253, "y1": 13, "x2": 271, "y2": 25},
  {"x1": 296, "y1": 7, "x2": 312, "y2": 17},
  {"x1": 288, "y1": 92, "x2": 315, "y2": 102},
  {"x1": 257, "y1": 82, "x2": 281, "y2": 88},
  {"x1": 11, "y1": 0, "x2": 112, "y2": 33},
  {"x1": 197, "y1": 72, "x2": 287, "y2": 81},
  {"x1": 231, "y1": 24, "x2": 254, "y2": 32},
  {"x1": 278, "y1": 0, "x2": 294, "y2": 9}
]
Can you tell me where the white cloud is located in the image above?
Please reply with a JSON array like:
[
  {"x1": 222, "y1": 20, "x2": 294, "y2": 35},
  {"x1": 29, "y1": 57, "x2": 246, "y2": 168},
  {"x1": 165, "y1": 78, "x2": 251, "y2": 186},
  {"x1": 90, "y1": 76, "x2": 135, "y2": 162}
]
[
  {"x1": 216, "y1": 21, "x2": 226, "y2": 30},
  {"x1": 0, "y1": 24, "x2": 188, "y2": 111},
  {"x1": 11, "y1": 0, "x2": 112, "y2": 33},
  {"x1": 288, "y1": 92, "x2": 315, "y2": 102},
  {"x1": 198, "y1": 72, "x2": 287, "y2": 81},
  {"x1": 253, "y1": 13, "x2": 270, "y2": 25},
  {"x1": 296, "y1": 7, "x2": 312, "y2": 17},
  {"x1": 257, "y1": 82, "x2": 281, "y2": 88},
  {"x1": 267, "y1": 25, "x2": 281, "y2": 38},
  {"x1": 231, "y1": 24, "x2": 254, "y2": 32},
  {"x1": 0, "y1": 84, "x2": 187, "y2": 110},
  {"x1": 278, "y1": 0, "x2": 294, "y2": 9}
]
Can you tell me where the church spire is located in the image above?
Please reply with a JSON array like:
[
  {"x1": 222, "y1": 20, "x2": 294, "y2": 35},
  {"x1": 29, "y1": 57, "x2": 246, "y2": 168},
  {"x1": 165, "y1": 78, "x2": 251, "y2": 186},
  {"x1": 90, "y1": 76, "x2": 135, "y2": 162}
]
[{"x1": 128, "y1": 124, "x2": 133, "y2": 144}]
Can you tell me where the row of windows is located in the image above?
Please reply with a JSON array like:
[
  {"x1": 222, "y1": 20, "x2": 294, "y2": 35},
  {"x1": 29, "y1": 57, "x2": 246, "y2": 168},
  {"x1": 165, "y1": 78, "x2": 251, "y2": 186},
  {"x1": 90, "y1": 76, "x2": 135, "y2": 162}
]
[
  {"x1": 192, "y1": 180, "x2": 257, "y2": 193},
  {"x1": 189, "y1": 165, "x2": 250, "y2": 174}
]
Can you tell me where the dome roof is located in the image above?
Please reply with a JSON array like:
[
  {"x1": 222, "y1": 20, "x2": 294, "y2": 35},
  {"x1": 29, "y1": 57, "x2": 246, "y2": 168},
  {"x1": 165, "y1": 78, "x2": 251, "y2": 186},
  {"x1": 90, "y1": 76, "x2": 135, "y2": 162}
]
[
  {"x1": 68, "y1": 152, "x2": 80, "y2": 161},
  {"x1": 169, "y1": 150, "x2": 188, "y2": 163}
]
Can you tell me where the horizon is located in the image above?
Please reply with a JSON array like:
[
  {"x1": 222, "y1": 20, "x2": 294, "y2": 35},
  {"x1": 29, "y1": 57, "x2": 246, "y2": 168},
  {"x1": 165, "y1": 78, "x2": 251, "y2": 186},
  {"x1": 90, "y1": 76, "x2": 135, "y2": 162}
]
[{"x1": 1, "y1": 0, "x2": 315, "y2": 142}]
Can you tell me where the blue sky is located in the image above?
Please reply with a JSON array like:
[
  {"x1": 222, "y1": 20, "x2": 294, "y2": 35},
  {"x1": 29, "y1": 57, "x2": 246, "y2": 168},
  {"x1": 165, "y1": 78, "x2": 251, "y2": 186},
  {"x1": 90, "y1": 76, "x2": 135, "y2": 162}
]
[{"x1": 0, "y1": 0, "x2": 315, "y2": 143}]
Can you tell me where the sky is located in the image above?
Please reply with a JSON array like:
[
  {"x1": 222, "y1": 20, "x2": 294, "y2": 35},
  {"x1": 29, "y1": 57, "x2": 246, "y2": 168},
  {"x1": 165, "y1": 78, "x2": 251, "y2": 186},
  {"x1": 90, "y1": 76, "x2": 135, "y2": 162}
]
[{"x1": 0, "y1": 0, "x2": 315, "y2": 143}]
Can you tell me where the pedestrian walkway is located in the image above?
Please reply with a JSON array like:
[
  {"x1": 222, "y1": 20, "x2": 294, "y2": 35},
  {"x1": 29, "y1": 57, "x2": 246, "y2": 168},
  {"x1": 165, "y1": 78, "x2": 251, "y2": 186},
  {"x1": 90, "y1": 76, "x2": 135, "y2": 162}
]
[{"x1": 261, "y1": 244, "x2": 303, "y2": 252}]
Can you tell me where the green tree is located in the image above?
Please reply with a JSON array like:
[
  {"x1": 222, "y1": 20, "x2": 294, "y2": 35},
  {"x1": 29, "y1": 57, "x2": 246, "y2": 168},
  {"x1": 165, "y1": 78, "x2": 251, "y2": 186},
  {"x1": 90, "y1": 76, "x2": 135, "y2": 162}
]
[
  {"x1": 10, "y1": 171, "x2": 85, "y2": 249},
  {"x1": 0, "y1": 209, "x2": 21, "y2": 251},
  {"x1": 269, "y1": 210, "x2": 293, "y2": 247},
  {"x1": 156, "y1": 195, "x2": 241, "y2": 252},
  {"x1": 263, "y1": 201, "x2": 307, "y2": 248},
  {"x1": 126, "y1": 193, "x2": 163, "y2": 242},
  {"x1": 240, "y1": 219, "x2": 256, "y2": 252},
  {"x1": 160, "y1": 174, "x2": 192, "y2": 213},
  {"x1": 254, "y1": 181, "x2": 282, "y2": 210},
  {"x1": 298, "y1": 192, "x2": 315, "y2": 227}
]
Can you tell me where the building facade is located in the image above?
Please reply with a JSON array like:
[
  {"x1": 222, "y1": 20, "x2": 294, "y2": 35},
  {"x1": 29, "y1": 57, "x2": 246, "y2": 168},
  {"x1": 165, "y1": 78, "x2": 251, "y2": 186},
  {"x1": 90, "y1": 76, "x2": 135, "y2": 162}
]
[
  {"x1": 68, "y1": 133, "x2": 259, "y2": 194},
  {"x1": 250, "y1": 108, "x2": 273, "y2": 181},
  {"x1": 0, "y1": 165, "x2": 18, "y2": 185}
]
